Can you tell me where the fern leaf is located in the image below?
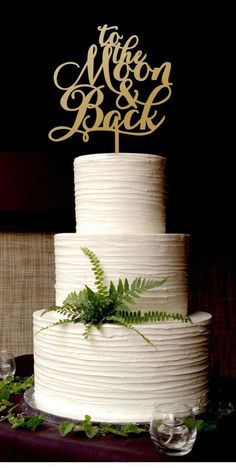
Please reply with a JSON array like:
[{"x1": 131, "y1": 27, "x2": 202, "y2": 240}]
[
  {"x1": 136, "y1": 277, "x2": 167, "y2": 292},
  {"x1": 108, "y1": 281, "x2": 117, "y2": 298},
  {"x1": 81, "y1": 247, "x2": 108, "y2": 295},
  {"x1": 114, "y1": 302, "x2": 131, "y2": 312},
  {"x1": 136, "y1": 277, "x2": 142, "y2": 288},
  {"x1": 115, "y1": 310, "x2": 191, "y2": 324},
  {"x1": 131, "y1": 277, "x2": 140, "y2": 290},
  {"x1": 41, "y1": 307, "x2": 56, "y2": 315},
  {"x1": 83, "y1": 322, "x2": 93, "y2": 339},
  {"x1": 34, "y1": 318, "x2": 74, "y2": 336},
  {"x1": 117, "y1": 278, "x2": 124, "y2": 295},
  {"x1": 37, "y1": 248, "x2": 189, "y2": 348},
  {"x1": 116, "y1": 276, "x2": 168, "y2": 307},
  {"x1": 119, "y1": 295, "x2": 136, "y2": 305},
  {"x1": 63, "y1": 290, "x2": 89, "y2": 310},
  {"x1": 63, "y1": 291, "x2": 79, "y2": 306},
  {"x1": 85, "y1": 285, "x2": 96, "y2": 301},
  {"x1": 109, "y1": 315, "x2": 157, "y2": 350},
  {"x1": 124, "y1": 278, "x2": 129, "y2": 292}
]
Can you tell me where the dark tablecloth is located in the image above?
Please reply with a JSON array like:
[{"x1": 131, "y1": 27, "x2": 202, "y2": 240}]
[{"x1": 0, "y1": 355, "x2": 235, "y2": 462}]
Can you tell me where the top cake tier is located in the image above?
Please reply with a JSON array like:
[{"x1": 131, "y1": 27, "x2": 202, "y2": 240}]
[{"x1": 74, "y1": 153, "x2": 166, "y2": 235}]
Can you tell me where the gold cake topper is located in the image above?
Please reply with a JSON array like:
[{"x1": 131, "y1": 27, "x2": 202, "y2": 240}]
[{"x1": 48, "y1": 25, "x2": 173, "y2": 152}]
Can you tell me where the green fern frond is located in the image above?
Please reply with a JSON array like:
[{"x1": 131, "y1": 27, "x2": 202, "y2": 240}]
[
  {"x1": 116, "y1": 277, "x2": 168, "y2": 305},
  {"x1": 107, "y1": 315, "x2": 157, "y2": 349},
  {"x1": 62, "y1": 289, "x2": 89, "y2": 310},
  {"x1": 34, "y1": 318, "x2": 74, "y2": 336},
  {"x1": 42, "y1": 305, "x2": 76, "y2": 317},
  {"x1": 124, "y1": 278, "x2": 129, "y2": 292},
  {"x1": 83, "y1": 322, "x2": 93, "y2": 339},
  {"x1": 81, "y1": 247, "x2": 108, "y2": 296},
  {"x1": 41, "y1": 307, "x2": 56, "y2": 315},
  {"x1": 131, "y1": 277, "x2": 168, "y2": 294},
  {"x1": 115, "y1": 310, "x2": 192, "y2": 324},
  {"x1": 36, "y1": 248, "x2": 189, "y2": 346},
  {"x1": 41, "y1": 301, "x2": 83, "y2": 322},
  {"x1": 117, "y1": 278, "x2": 124, "y2": 295},
  {"x1": 108, "y1": 281, "x2": 117, "y2": 300}
]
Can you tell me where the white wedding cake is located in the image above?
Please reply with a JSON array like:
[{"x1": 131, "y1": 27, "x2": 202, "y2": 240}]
[{"x1": 33, "y1": 153, "x2": 211, "y2": 423}]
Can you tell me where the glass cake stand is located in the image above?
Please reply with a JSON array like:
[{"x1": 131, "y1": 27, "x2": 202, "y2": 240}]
[
  {"x1": 23, "y1": 387, "x2": 148, "y2": 426},
  {"x1": 22, "y1": 386, "x2": 82, "y2": 424}
]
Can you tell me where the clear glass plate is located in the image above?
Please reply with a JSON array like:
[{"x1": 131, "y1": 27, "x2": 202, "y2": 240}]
[
  {"x1": 22, "y1": 386, "x2": 82, "y2": 424},
  {"x1": 22, "y1": 386, "x2": 147, "y2": 426}
]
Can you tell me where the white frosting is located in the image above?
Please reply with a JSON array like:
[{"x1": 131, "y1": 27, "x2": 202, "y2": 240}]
[
  {"x1": 54, "y1": 233, "x2": 189, "y2": 314},
  {"x1": 33, "y1": 310, "x2": 211, "y2": 423},
  {"x1": 33, "y1": 152, "x2": 212, "y2": 424},
  {"x1": 74, "y1": 153, "x2": 166, "y2": 235}
]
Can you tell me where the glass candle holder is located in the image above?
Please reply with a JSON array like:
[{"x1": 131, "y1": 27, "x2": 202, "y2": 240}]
[
  {"x1": 150, "y1": 402, "x2": 197, "y2": 456},
  {"x1": 0, "y1": 350, "x2": 16, "y2": 380}
]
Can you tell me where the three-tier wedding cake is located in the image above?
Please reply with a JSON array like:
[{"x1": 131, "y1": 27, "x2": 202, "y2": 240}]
[{"x1": 33, "y1": 153, "x2": 211, "y2": 423}]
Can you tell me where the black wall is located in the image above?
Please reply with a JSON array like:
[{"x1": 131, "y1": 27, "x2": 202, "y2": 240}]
[{"x1": 0, "y1": 3, "x2": 233, "y2": 241}]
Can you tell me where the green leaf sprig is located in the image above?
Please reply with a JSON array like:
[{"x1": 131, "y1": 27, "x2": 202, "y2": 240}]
[
  {"x1": 0, "y1": 374, "x2": 44, "y2": 431},
  {"x1": 59, "y1": 415, "x2": 148, "y2": 438},
  {"x1": 195, "y1": 402, "x2": 235, "y2": 432},
  {"x1": 39, "y1": 247, "x2": 191, "y2": 346},
  {"x1": 58, "y1": 401, "x2": 236, "y2": 439}
]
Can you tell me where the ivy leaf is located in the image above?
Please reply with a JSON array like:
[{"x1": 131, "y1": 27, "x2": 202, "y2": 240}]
[
  {"x1": 1, "y1": 399, "x2": 13, "y2": 407},
  {"x1": 0, "y1": 405, "x2": 7, "y2": 413},
  {"x1": 0, "y1": 388, "x2": 11, "y2": 401},
  {"x1": 184, "y1": 416, "x2": 195, "y2": 429},
  {"x1": 25, "y1": 416, "x2": 44, "y2": 430},
  {"x1": 75, "y1": 415, "x2": 99, "y2": 438},
  {"x1": 84, "y1": 425, "x2": 100, "y2": 438},
  {"x1": 59, "y1": 421, "x2": 75, "y2": 437},
  {"x1": 0, "y1": 375, "x2": 14, "y2": 389},
  {"x1": 196, "y1": 419, "x2": 217, "y2": 432},
  {"x1": 10, "y1": 375, "x2": 34, "y2": 394},
  {"x1": 7, "y1": 413, "x2": 26, "y2": 429},
  {"x1": 99, "y1": 423, "x2": 128, "y2": 437},
  {"x1": 120, "y1": 423, "x2": 147, "y2": 434},
  {"x1": 218, "y1": 402, "x2": 234, "y2": 418}
]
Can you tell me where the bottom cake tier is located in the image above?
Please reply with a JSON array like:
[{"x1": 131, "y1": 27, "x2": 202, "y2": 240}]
[{"x1": 33, "y1": 310, "x2": 211, "y2": 423}]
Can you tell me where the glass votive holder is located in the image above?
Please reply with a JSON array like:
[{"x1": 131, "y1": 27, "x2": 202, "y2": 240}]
[
  {"x1": 0, "y1": 349, "x2": 16, "y2": 380},
  {"x1": 150, "y1": 401, "x2": 197, "y2": 456}
]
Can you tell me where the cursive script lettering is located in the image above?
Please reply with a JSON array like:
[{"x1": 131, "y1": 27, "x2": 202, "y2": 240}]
[{"x1": 49, "y1": 25, "x2": 173, "y2": 151}]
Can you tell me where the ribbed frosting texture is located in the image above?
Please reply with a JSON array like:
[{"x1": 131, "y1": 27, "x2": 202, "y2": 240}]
[
  {"x1": 33, "y1": 310, "x2": 211, "y2": 423},
  {"x1": 74, "y1": 153, "x2": 166, "y2": 234},
  {"x1": 32, "y1": 152, "x2": 211, "y2": 424},
  {"x1": 54, "y1": 233, "x2": 189, "y2": 314}
]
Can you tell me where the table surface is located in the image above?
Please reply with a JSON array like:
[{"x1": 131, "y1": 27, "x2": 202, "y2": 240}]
[{"x1": 0, "y1": 355, "x2": 235, "y2": 462}]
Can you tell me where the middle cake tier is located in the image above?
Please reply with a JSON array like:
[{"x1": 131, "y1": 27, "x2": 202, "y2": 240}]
[{"x1": 54, "y1": 233, "x2": 189, "y2": 314}]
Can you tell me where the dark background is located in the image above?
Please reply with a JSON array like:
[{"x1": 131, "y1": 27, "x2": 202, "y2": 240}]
[
  {"x1": 0, "y1": 3, "x2": 233, "y2": 240},
  {"x1": 0, "y1": 3, "x2": 235, "y2": 375}
]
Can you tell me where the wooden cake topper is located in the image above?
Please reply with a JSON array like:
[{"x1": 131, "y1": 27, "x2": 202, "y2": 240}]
[{"x1": 48, "y1": 25, "x2": 173, "y2": 153}]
